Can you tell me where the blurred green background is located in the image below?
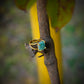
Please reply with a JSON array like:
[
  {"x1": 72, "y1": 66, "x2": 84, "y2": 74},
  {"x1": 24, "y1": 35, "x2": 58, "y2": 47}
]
[
  {"x1": 61, "y1": 0, "x2": 84, "y2": 84},
  {"x1": 0, "y1": 0, "x2": 37, "y2": 84},
  {"x1": 0, "y1": 0, "x2": 84, "y2": 84}
]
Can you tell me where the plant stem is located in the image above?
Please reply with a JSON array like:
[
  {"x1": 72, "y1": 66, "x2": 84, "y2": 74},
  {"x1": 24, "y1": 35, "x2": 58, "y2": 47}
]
[{"x1": 37, "y1": 0, "x2": 60, "y2": 84}]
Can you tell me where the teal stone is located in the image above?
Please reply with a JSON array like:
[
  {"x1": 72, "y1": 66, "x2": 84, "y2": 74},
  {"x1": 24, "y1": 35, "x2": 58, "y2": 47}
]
[{"x1": 38, "y1": 41, "x2": 45, "y2": 51}]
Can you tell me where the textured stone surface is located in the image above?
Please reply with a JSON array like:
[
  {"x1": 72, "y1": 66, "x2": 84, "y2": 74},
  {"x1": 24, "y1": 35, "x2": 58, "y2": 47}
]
[{"x1": 38, "y1": 41, "x2": 45, "y2": 51}]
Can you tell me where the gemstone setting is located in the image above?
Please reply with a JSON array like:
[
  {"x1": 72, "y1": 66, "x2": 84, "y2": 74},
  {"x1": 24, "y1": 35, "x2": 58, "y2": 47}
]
[{"x1": 38, "y1": 40, "x2": 46, "y2": 51}]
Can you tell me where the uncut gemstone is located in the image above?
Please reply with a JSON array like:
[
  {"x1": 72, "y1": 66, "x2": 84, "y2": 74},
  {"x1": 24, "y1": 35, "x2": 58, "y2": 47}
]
[{"x1": 38, "y1": 41, "x2": 45, "y2": 51}]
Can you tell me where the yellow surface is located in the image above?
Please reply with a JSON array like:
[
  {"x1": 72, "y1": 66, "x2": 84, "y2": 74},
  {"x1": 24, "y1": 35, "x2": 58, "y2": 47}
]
[{"x1": 30, "y1": 3, "x2": 63, "y2": 84}]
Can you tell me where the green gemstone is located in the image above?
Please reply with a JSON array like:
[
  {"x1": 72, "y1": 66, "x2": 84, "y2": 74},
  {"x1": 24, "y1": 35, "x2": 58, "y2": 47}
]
[{"x1": 38, "y1": 41, "x2": 45, "y2": 51}]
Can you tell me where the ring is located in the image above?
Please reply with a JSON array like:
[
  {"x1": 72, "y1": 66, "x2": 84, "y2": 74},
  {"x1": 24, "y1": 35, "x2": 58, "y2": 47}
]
[{"x1": 29, "y1": 39, "x2": 46, "y2": 51}]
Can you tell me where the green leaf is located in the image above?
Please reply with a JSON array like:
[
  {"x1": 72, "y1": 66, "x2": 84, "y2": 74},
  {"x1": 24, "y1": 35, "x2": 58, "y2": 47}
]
[
  {"x1": 47, "y1": 0, "x2": 75, "y2": 31},
  {"x1": 15, "y1": 0, "x2": 36, "y2": 11}
]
